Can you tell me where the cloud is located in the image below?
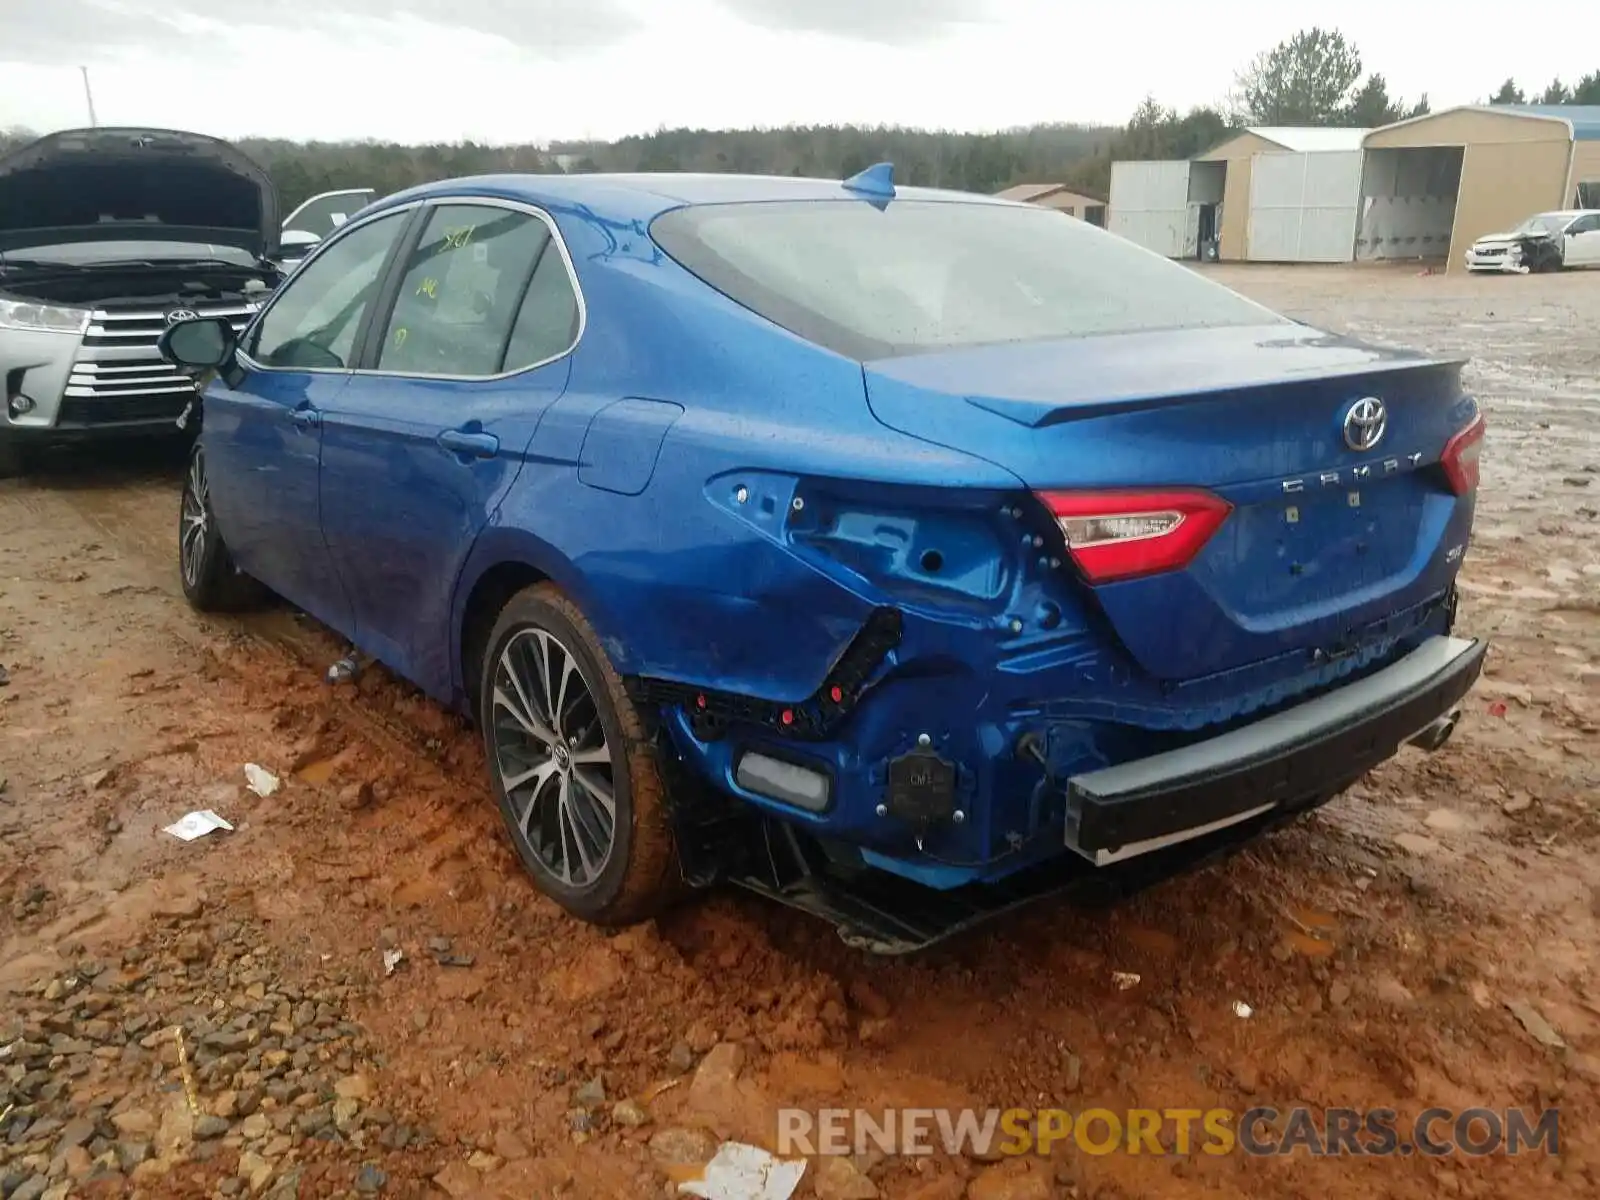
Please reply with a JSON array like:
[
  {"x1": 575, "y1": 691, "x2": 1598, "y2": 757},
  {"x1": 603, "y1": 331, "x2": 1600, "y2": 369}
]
[
  {"x1": 5, "y1": 1, "x2": 153, "y2": 63},
  {"x1": 3, "y1": 0, "x2": 641, "y2": 65},
  {"x1": 715, "y1": 0, "x2": 988, "y2": 44}
]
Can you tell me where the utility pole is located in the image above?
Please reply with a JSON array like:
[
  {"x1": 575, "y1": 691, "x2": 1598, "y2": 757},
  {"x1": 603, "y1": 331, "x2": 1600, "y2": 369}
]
[{"x1": 80, "y1": 66, "x2": 98, "y2": 126}]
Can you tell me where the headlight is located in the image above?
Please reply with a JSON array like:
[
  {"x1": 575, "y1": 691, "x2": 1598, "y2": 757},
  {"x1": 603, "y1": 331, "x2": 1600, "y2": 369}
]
[{"x1": 0, "y1": 297, "x2": 91, "y2": 334}]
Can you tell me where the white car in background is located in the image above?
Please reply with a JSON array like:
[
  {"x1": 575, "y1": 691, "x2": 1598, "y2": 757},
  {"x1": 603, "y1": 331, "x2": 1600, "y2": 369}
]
[
  {"x1": 1464, "y1": 209, "x2": 1600, "y2": 273},
  {"x1": 277, "y1": 187, "x2": 378, "y2": 270}
]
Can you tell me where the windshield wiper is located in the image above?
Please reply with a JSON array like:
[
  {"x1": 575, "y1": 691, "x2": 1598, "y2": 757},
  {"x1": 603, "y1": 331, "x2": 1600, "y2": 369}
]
[
  {"x1": 0, "y1": 257, "x2": 72, "y2": 271},
  {"x1": 60, "y1": 257, "x2": 248, "y2": 269},
  {"x1": 157, "y1": 257, "x2": 255, "y2": 269}
]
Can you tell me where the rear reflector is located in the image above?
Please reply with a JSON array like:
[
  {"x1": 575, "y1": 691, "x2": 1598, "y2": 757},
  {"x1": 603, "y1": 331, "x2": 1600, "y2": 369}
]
[
  {"x1": 734, "y1": 750, "x2": 831, "y2": 812},
  {"x1": 1037, "y1": 488, "x2": 1232, "y2": 584},
  {"x1": 1440, "y1": 413, "x2": 1485, "y2": 496}
]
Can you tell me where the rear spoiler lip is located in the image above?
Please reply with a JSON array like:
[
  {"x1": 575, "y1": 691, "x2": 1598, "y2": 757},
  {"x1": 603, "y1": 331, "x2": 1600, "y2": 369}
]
[{"x1": 972, "y1": 353, "x2": 1470, "y2": 429}]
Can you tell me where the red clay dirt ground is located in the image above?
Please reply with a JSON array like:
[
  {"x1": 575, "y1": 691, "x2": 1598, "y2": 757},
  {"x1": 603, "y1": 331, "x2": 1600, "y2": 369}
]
[{"x1": 2, "y1": 264, "x2": 1599, "y2": 1200}]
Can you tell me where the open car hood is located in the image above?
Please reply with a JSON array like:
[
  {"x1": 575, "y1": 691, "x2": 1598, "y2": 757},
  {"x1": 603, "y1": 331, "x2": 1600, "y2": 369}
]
[
  {"x1": 0, "y1": 126, "x2": 279, "y2": 259},
  {"x1": 1477, "y1": 228, "x2": 1553, "y2": 244}
]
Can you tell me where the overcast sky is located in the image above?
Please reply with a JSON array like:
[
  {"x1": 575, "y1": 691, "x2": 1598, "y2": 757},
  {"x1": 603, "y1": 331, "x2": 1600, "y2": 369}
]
[{"x1": 2, "y1": 0, "x2": 1597, "y2": 145}]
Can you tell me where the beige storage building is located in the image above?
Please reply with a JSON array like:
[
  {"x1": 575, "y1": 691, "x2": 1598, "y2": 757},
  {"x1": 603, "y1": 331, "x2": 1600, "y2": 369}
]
[
  {"x1": 994, "y1": 183, "x2": 1107, "y2": 226},
  {"x1": 1360, "y1": 104, "x2": 1600, "y2": 272}
]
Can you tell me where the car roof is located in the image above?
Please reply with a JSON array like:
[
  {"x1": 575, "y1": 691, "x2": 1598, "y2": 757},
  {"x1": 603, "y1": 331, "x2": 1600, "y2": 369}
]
[{"x1": 366, "y1": 171, "x2": 1014, "y2": 225}]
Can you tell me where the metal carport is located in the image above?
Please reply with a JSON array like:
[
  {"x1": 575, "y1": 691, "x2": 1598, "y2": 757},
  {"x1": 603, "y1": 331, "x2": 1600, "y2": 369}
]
[{"x1": 1360, "y1": 105, "x2": 1600, "y2": 272}]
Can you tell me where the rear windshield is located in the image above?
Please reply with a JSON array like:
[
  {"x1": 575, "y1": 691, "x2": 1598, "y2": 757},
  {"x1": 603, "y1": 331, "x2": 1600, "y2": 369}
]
[{"x1": 650, "y1": 198, "x2": 1284, "y2": 360}]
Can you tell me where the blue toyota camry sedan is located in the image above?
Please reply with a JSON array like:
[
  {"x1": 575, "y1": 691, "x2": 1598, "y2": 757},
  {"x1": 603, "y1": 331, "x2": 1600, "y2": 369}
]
[{"x1": 159, "y1": 166, "x2": 1487, "y2": 951}]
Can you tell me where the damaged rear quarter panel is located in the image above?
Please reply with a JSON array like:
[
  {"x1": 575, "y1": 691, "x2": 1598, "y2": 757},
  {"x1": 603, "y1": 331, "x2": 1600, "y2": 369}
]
[{"x1": 477, "y1": 206, "x2": 1026, "y2": 701}]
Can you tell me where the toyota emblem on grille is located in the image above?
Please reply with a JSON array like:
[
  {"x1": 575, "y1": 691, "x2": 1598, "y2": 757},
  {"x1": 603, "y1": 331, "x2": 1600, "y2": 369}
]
[
  {"x1": 166, "y1": 308, "x2": 200, "y2": 325},
  {"x1": 1342, "y1": 397, "x2": 1387, "y2": 452}
]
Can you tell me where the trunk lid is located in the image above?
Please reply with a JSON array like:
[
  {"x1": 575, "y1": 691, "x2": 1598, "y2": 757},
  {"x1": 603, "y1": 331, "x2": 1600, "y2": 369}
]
[
  {"x1": 0, "y1": 127, "x2": 279, "y2": 260},
  {"x1": 864, "y1": 323, "x2": 1477, "y2": 681}
]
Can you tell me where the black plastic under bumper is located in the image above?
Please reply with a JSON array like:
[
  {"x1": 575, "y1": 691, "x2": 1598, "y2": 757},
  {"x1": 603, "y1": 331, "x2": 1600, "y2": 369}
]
[{"x1": 1065, "y1": 635, "x2": 1488, "y2": 864}]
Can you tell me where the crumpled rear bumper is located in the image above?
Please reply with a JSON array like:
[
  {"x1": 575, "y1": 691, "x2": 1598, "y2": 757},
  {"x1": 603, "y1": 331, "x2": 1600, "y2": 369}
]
[{"x1": 1063, "y1": 634, "x2": 1487, "y2": 865}]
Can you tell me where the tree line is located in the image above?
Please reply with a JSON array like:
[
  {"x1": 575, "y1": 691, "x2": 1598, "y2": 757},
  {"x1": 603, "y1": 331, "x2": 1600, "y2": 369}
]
[
  {"x1": 1489, "y1": 76, "x2": 1600, "y2": 105},
  {"x1": 0, "y1": 123, "x2": 1112, "y2": 214},
  {"x1": 0, "y1": 29, "x2": 1595, "y2": 214}
]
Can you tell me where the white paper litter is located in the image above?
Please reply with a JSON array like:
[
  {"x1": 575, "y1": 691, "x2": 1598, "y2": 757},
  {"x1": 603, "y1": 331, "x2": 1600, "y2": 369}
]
[
  {"x1": 1111, "y1": 971, "x2": 1141, "y2": 991},
  {"x1": 164, "y1": 810, "x2": 234, "y2": 841},
  {"x1": 244, "y1": 763, "x2": 280, "y2": 797},
  {"x1": 676, "y1": 1143, "x2": 806, "y2": 1200},
  {"x1": 1233, "y1": 1000, "x2": 1254, "y2": 1019},
  {"x1": 382, "y1": 949, "x2": 404, "y2": 976}
]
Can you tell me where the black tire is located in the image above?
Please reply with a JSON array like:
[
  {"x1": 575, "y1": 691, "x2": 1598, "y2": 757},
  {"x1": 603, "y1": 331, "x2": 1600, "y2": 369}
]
[
  {"x1": 479, "y1": 583, "x2": 682, "y2": 925},
  {"x1": 0, "y1": 438, "x2": 28, "y2": 480},
  {"x1": 178, "y1": 442, "x2": 265, "y2": 612}
]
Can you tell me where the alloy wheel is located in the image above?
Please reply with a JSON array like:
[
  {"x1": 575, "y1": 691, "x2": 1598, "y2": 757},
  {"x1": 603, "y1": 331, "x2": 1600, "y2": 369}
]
[
  {"x1": 180, "y1": 450, "x2": 211, "y2": 589},
  {"x1": 490, "y1": 627, "x2": 617, "y2": 888}
]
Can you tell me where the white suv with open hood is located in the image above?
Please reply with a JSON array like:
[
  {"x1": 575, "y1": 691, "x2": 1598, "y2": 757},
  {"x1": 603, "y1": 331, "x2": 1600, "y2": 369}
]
[{"x1": 0, "y1": 127, "x2": 286, "y2": 475}]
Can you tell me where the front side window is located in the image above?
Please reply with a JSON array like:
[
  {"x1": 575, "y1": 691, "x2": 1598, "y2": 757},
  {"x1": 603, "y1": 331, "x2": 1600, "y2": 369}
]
[
  {"x1": 377, "y1": 204, "x2": 556, "y2": 376},
  {"x1": 650, "y1": 199, "x2": 1287, "y2": 360},
  {"x1": 248, "y1": 211, "x2": 406, "y2": 370}
]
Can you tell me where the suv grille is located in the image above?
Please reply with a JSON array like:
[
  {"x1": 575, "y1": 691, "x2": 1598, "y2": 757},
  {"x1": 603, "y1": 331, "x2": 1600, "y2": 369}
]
[{"x1": 63, "y1": 303, "x2": 258, "y2": 426}]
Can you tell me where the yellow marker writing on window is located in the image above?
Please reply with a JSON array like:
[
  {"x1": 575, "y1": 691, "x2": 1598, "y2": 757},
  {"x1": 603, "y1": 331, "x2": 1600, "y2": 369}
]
[
  {"x1": 415, "y1": 277, "x2": 438, "y2": 299},
  {"x1": 393, "y1": 327, "x2": 408, "y2": 348},
  {"x1": 442, "y1": 225, "x2": 476, "y2": 250}
]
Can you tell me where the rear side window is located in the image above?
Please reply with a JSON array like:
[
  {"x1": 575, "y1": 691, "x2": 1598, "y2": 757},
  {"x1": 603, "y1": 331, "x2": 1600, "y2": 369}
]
[
  {"x1": 249, "y1": 210, "x2": 406, "y2": 370},
  {"x1": 650, "y1": 199, "x2": 1285, "y2": 360},
  {"x1": 378, "y1": 204, "x2": 556, "y2": 377},
  {"x1": 503, "y1": 245, "x2": 581, "y2": 370}
]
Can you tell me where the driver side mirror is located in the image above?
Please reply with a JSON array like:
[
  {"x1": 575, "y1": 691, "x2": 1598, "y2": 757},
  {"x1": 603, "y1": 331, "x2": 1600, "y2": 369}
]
[{"x1": 158, "y1": 316, "x2": 237, "y2": 370}]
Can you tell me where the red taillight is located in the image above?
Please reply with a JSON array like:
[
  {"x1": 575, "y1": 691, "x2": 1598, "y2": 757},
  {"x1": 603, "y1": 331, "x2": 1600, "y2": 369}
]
[
  {"x1": 1036, "y1": 488, "x2": 1232, "y2": 584},
  {"x1": 1440, "y1": 414, "x2": 1485, "y2": 495}
]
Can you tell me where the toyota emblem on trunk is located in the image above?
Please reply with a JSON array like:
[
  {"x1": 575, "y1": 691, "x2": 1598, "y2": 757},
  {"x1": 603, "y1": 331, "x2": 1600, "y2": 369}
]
[
  {"x1": 166, "y1": 308, "x2": 200, "y2": 325},
  {"x1": 1343, "y1": 397, "x2": 1387, "y2": 452}
]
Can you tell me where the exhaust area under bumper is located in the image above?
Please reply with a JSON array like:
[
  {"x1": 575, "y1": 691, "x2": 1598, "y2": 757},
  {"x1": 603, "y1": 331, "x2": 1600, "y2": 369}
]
[{"x1": 1062, "y1": 635, "x2": 1488, "y2": 866}]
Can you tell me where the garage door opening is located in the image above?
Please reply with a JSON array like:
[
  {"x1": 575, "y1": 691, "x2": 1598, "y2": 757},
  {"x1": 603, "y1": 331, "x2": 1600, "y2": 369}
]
[
  {"x1": 1187, "y1": 161, "x2": 1226, "y2": 260},
  {"x1": 1356, "y1": 147, "x2": 1464, "y2": 263}
]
